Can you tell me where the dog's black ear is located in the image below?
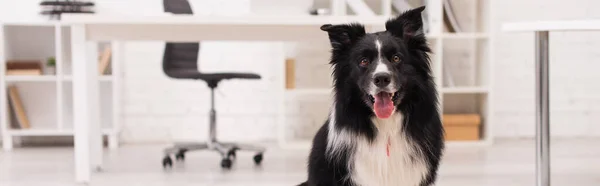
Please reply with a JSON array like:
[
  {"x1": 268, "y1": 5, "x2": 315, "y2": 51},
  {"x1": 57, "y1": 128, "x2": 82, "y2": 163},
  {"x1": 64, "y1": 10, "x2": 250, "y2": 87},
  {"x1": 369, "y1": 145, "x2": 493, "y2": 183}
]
[
  {"x1": 385, "y1": 6, "x2": 426, "y2": 38},
  {"x1": 320, "y1": 23, "x2": 366, "y2": 49}
]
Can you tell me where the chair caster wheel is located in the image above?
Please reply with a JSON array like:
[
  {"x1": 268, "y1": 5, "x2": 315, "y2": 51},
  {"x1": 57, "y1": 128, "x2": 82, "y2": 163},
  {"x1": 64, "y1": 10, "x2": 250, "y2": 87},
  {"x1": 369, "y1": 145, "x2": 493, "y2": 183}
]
[
  {"x1": 253, "y1": 153, "x2": 263, "y2": 165},
  {"x1": 162, "y1": 156, "x2": 173, "y2": 168},
  {"x1": 221, "y1": 158, "x2": 232, "y2": 169},
  {"x1": 175, "y1": 149, "x2": 186, "y2": 161},
  {"x1": 227, "y1": 148, "x2": 237, "y2": 159}
]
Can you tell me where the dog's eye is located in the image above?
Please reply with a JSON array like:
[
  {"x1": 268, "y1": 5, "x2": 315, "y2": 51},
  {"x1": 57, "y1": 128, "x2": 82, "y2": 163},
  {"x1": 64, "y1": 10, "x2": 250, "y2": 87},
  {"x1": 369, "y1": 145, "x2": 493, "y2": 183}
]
[
  {"x1": 392, "y1": 55, "x2": 401, "y2": 63},
  {"x1": 359, "y1": 58, "x2": 369, "y2": 67}
]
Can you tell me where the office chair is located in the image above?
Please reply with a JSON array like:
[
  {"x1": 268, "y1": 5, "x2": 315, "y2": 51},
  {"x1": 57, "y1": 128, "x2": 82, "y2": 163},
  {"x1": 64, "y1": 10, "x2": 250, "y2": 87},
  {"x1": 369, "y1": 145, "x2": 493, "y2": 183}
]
[{"x1": 161, "y1": 0, "x2": 265, "y2": 169}]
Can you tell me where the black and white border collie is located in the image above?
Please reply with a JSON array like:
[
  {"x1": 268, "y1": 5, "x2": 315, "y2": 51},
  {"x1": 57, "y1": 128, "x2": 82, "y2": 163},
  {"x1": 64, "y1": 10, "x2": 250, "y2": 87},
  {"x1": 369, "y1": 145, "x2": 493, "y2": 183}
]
[{"x1": 300, "y1": 6, "x2": 444, "y2": 186}]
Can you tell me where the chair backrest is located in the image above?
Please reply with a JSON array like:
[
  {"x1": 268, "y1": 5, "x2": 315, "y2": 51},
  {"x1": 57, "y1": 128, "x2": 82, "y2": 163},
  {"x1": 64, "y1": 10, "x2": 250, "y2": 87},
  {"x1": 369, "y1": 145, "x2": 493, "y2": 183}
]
[
  {"x1": 162, "y1": 0, "x2": 200, "y2": 77},
  {"x1": 163, "y1": 0, "x2": 193, "y2": 14}
]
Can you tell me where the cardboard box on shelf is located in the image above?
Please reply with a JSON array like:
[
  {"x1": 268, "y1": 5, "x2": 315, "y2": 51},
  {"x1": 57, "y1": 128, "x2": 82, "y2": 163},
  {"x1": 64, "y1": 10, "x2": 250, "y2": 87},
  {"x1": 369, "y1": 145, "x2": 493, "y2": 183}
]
[
  {"x1": 442, "y1": 114, "x2": 481, "y2": 141},
  {"x1": 285, "y1": 58, "x2": 295, "y2": 89},
  {"x1": 6, "y1": 60, "x2": 42, "y2": 75}
]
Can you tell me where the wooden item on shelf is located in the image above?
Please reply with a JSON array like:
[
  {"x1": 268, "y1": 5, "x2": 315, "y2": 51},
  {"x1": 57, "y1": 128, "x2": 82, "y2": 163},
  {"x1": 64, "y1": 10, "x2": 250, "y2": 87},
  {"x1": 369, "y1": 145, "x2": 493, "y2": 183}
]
[
  {"x1": 6, "y1": 69, "x2": 43, "y2": 76},
  {"x1": 7, "y1": 85, "x2": 31, "y2": 129},
  {"x1": 443, "y1": 0, "x2": 462, "y2": 33},
  {"x1": 285, "y1": 58, "x2": 295, "y2": 89},
  {"x1": 6, "y1": 61, "x2": 42, "y2": 75},
  {"x1": 8, "y1": 102, "x2": 22, "y2": 129},
  {"x1": 442, "y1": 114, "x2": 480, "y2": 141},
  {"x1": 98, "y1": 46, "x2": 112, "y2": 75}
]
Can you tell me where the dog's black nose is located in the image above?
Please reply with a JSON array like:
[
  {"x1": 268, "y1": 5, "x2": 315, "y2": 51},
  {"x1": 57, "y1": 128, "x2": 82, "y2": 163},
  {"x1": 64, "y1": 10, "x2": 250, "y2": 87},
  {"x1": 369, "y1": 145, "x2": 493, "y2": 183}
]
[{"x1": 373, "y1": 73, "x2": 391, "y2": 88}]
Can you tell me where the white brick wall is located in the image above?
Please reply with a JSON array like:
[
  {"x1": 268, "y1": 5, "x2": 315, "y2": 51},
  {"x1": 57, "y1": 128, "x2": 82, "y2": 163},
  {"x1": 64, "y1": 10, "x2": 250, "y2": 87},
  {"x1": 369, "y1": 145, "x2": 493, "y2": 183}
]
[
  {"x1": 116, "y1": 0, "x2": 600, "y2": 143},
  {"x1": 120, "y1": 41, "x2": 283, "y2": 143},
  {"x1": 114, "y1": 0, "x2": 328, "y2": 143},
  {"x1": 492, "y1": 0, "x2": 600, "y2": 138}
]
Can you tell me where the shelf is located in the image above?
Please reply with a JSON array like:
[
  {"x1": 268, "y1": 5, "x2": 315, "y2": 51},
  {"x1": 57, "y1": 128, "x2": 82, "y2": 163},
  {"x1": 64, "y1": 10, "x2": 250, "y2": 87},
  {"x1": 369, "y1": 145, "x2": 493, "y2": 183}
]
[
  {"x1": 441, "y1": 33, "x2": 489, "y2": 39},
  {"x1": 4, "y1": 75, "x2": 113, "y2": 82},
  {"x1": 63, "y1": 75, "x2": 113, "y2": 82},
  {"x1": 445, "y1": 140, "x2": 490, "y2": 147},
  {"x1": 98, "y1": 76, "x2": 113, "y2": 81},
  {"x1": 8, "y1": 128, "x2": 116, "y2": 136},
  {"x1": 425, "y1": 33, "x2": 440, "y2": 39},
  {"x1": 5, "y1": 75, "x2": 57, "y2": 82},
  {"x1": 442, "y1": 87, "x2": 489, "y2": 94},
  {"x1": 286, "y1": 88, "x2": 332, "y2": 96},
  {"x1": 1, "y1": 21, "x2": 60, "y2": 27}
]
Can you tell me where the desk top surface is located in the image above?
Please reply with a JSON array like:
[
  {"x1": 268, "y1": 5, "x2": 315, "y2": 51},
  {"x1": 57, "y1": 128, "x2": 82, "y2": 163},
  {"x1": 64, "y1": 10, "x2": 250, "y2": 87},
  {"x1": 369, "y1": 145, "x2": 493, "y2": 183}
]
[
  {"x1": 60, "y1": 14, "x2": 390, "y2": 26},
  {"x1": 503, "y1": 20, "x2": 600, "y2": 32}
]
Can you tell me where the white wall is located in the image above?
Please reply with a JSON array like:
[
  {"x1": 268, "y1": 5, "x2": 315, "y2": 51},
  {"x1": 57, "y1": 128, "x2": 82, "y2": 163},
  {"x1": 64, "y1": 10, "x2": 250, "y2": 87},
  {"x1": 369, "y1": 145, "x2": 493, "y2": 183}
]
[
  {"x1": 491, "y1": 0, "x2": 600, "y2": 138},
  {"x1": 96, "y1": 0, "x2": 288, "y2": 143},
  {"x1": 121, "y1": 41, "x2": 285, "y2": 142},
  {"x1": 121, "y1": 0, "x2": 600, "y2": 141}
]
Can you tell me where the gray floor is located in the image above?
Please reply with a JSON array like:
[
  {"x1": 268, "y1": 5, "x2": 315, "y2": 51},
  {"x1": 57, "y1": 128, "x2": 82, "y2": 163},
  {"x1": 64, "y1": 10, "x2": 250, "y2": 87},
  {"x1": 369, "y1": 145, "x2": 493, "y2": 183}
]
[{"x1": 1, "y1": 139, "x2": 599, "y2": 186}]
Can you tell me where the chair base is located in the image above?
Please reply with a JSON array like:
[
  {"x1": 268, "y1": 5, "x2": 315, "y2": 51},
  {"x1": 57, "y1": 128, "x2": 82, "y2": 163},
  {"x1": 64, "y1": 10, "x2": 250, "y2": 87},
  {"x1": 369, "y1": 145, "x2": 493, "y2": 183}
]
[
  {"x1": 161, "y1": 86, "x2": 265, "y2": 169},
  {"x1": 162, "y1": 140, "x2": 265, "y2": 169}
]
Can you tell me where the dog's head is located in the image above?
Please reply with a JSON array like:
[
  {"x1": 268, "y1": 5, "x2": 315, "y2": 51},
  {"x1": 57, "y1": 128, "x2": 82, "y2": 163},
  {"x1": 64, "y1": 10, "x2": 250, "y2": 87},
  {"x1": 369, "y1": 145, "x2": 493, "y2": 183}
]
[{"x1": 322, "y1": 6, "x2": 431, "y2": 119}]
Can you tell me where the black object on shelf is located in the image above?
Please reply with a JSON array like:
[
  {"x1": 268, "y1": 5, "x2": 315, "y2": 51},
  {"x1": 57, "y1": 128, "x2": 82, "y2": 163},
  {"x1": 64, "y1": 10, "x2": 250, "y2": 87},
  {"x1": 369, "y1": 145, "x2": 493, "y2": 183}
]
[
  {"x1": 309, "y1": 8, "x2": 330, "y2": 16},
  {"x1": 40, "y1": 0, "x2": 95, "y2": 20}
]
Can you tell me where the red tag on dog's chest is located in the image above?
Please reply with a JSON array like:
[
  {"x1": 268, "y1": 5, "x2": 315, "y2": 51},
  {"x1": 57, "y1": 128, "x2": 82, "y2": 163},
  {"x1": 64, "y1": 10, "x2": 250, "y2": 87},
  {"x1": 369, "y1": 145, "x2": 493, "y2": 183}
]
[{"x1": 386, "y1": 137, "x2": 391, "y2": 157}]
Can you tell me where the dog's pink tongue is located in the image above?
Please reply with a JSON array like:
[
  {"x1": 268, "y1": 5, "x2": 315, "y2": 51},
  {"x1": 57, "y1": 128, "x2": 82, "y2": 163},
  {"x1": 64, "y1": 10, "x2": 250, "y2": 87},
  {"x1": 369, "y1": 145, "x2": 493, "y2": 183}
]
[{"x1": 374, "y1": 92, "x2": 394, "y2": 119}]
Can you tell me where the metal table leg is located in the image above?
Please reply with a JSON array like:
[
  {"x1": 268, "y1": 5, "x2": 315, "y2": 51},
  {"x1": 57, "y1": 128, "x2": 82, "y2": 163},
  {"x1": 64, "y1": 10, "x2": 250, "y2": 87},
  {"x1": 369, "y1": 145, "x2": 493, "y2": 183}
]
[{"x1": 535, "y1": 31, "x2": 550, "y2": 186}]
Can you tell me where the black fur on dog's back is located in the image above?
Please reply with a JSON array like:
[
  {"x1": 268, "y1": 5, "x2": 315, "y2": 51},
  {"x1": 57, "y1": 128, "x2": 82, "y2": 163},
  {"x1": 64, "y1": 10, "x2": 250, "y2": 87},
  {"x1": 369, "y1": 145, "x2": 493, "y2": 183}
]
[{"x1": 300, "y1": 6, "x2": 444, "y2": 186}]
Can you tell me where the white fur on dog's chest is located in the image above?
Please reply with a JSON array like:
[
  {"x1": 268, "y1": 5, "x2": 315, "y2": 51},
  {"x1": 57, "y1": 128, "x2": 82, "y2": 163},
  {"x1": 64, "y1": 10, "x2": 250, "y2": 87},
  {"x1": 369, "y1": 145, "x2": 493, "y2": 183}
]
[{"x1": 351, "y1": 114, "x2": 428, "y2": 186}]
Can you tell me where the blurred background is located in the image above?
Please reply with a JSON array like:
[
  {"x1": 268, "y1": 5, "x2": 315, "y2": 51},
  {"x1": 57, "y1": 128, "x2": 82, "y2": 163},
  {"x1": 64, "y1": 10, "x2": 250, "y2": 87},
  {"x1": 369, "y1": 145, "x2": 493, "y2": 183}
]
[{"x1": 0, "y1": 0, "x2": 599, "y2": 185}]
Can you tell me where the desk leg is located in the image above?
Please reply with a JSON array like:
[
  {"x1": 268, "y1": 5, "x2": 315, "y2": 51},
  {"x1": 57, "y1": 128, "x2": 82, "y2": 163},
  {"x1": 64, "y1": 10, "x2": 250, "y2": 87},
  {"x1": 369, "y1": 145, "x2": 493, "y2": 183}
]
[
  {"x1": 108, "y1": 41, "x2": 123, "y2": 150},
  {"x1": 0, "y1": 26, "x2": 12, "y2": 152},
  {"x1": 535, "y1": 31, "x2": 550, "y2": 186},
  {"x1": 71, "y1": 25, "x2": 102, "y2": 183},
  {"x1": 86, "y1": 42, "x2": 103, "y2": 171}
]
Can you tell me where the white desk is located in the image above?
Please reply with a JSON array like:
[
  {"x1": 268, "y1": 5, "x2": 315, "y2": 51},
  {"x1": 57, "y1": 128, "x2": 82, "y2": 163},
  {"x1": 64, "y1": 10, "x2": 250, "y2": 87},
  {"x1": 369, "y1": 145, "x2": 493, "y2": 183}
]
[
  {"x1": 61, "y1": 14, "x2": 387, "y2": 183},
  {"x1": 503, "y1": 20, "x2": 600, "y2": 186}
]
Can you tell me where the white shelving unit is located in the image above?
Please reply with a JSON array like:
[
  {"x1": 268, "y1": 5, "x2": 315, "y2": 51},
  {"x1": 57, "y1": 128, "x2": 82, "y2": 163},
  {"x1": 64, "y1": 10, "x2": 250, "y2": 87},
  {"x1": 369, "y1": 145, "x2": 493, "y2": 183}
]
[
  {"x1": 282, "y1": 0, "x2": 494, "y2": 148},
  {"x1": 442, "y1": 87, "x2": 489, "y2": 94},
  {"x1": 0, "y1": 23, "x2": 121, "y2": 151}
]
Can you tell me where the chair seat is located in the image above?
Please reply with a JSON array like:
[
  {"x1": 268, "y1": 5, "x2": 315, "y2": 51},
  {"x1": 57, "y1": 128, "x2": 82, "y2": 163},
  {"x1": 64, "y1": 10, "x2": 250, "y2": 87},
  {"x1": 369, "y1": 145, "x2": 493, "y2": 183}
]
[{"x1": 165, "y1": 69, "x2": 261, "y2": 82}]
